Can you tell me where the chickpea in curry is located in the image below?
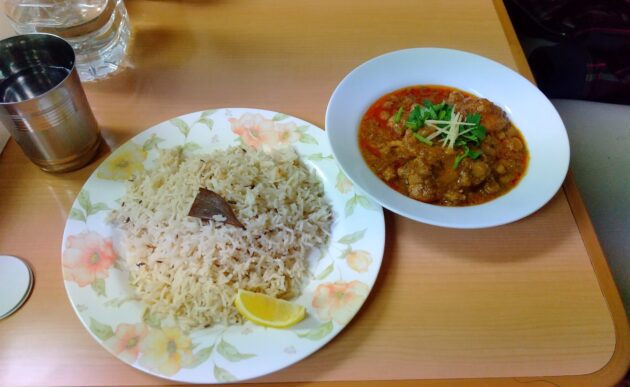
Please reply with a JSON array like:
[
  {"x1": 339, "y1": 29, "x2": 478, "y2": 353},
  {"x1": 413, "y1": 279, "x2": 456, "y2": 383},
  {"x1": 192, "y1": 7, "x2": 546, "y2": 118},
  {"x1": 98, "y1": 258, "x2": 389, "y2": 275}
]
[{"x1": 358, "y1": 85, "x2": 528, "y2": 206}]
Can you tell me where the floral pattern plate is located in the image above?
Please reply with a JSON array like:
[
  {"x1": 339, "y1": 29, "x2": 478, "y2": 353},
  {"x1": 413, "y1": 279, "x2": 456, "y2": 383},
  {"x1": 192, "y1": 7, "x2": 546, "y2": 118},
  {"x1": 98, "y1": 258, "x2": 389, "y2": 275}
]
[{"x1": 61, "y1": 108, "x2": 385, "y2": 383}]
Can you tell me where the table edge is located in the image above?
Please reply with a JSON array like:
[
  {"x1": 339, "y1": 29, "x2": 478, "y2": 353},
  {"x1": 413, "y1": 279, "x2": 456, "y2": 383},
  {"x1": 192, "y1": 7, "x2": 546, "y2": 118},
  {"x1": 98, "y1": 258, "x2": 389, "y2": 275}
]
[{"x1": 492, "y1": 1, "x2": 630, "y2": 386}]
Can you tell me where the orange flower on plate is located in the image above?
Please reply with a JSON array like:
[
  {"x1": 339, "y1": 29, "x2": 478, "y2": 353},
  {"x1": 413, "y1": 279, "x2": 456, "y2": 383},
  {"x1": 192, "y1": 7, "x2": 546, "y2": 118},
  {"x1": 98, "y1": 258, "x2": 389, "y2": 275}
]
[
  {"x1": 139, "y1": 327, "x2": 193, "y2": 376},
  {"x1": 63, "y1": 231, "x2": 116, "y2": 287},
  {"x1": 346, "y1": 250, "x2": 372, "y2": 273},
  {"x1": 105, "y1": 323, "x2": 148, "y2": 363},
  {"x1": 311, "y1": 280, "x2": 370, "y2": 325},
  {"x1": 230, "y1": 112, "x2": 299, "y2": 151}
]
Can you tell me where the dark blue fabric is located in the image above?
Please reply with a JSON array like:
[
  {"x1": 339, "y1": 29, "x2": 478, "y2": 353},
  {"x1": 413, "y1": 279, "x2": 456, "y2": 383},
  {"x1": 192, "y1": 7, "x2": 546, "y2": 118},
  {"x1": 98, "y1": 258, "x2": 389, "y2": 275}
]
[{"x1": 505, "y1": 0, "x2": 630, "y2": 105}]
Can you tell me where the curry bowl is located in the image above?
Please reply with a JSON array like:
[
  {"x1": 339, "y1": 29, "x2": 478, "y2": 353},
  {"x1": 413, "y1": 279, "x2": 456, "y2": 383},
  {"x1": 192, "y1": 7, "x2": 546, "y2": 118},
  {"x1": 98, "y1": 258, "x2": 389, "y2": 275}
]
[{"x1": 325, "y1": 48, "x2": 570, "y2": 228}]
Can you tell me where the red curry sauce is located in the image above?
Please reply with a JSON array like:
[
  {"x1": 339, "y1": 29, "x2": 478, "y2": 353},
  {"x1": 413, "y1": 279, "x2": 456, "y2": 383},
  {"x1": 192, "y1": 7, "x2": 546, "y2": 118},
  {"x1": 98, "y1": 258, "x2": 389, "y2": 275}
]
[{"x1": 358, "y1": 85, "x2": 528, "y2": 206}]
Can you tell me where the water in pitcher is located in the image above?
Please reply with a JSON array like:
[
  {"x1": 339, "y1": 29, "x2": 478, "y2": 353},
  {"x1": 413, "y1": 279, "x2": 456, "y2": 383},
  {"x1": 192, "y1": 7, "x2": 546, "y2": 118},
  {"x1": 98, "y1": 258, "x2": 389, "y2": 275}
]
[{"x1": 3, "y1": 0, "x2": 131, "y2": 81}]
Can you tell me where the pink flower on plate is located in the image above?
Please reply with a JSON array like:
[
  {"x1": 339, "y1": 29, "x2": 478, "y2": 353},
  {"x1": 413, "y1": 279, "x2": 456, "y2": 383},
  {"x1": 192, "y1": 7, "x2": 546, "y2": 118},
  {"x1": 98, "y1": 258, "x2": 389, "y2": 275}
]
[
  {"x1": 139, "y1": 327, "x2": 193, "y2": 376},
  {"x1": 230, "y1": 112, "x2": 299, "y2": 151},
  {"x1": 312, "y1": 280, "x2": 370, "y2": 325},
  {"x1": 63, "y1": 230, "x2": 117, "y2": 287},
  {"x1": 105, "y1": 323, "x2": 149, "y2": 363},
  {"x1": 346, "y1": 250, "x2": 373, "y2": 273}
]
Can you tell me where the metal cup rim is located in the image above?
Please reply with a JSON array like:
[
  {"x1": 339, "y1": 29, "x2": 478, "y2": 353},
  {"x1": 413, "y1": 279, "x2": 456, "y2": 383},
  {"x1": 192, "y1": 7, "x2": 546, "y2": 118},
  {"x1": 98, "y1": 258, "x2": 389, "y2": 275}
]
[{"x1": 0, "y1": 33, "x2": 76, "y2": 107}]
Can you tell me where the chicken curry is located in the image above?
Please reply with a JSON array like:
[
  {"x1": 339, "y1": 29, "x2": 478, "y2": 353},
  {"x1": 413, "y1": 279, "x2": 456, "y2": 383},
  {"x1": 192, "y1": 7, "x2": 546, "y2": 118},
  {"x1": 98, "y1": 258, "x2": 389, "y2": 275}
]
[{"x1": 358, "y1": 85, "x2": 528, "y2": 206}]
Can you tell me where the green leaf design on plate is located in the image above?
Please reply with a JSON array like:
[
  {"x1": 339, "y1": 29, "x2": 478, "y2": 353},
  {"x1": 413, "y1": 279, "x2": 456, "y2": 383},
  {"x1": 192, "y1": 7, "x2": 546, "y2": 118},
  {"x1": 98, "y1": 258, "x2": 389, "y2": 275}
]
[
  {"x1": 185, "y1": 345, "x2": 214, "y2": 368},
  {"x1": 171, "y1": 117, "x2": 191, "y2": 138},
  {"x1": 338, "y1": 246, "x2": 352, "y2": 259},
  {"x1": 77, "y1": 190, "x2": 91, "y2": 212},
  {"x1": 104, "y1": 296, "x2": 138, "y2": 308},
  {"x1": 318, "y1": 246, "x2": 327, "y2": 261},
  {"x1": 142, "y1": 134, "x2": 165, "y2": 152},
  {"x1": 297, "y1": 321, "x2": 333, "y2": 340},
  {"x1": 344, "y1": 195, "x2": 358, "y2": 217},
  {"x1": 91, "y1": 278, "x2": 106, "y2": 297},
  {"x1": 315, "y1": 263, "x2": 334, "y2": 280},
  {"x1": 337, "y1": 229, "x2": 366, "y2": 245},
  {"x1": 217, "y1": 338, "x2": 255, "y2": 361},
  {"x1": 198, "y1": 117, "x2": 214, "y2": 130},
  {"x1": 142, "y1": 308, "x2": 162, "y2": 329},
  {"x1": 89, "y1": 317, "x2": 114, "y2": 341},
  {"x1": 75, "y1": 190, "x2": 109, "y2": 218},
  {"x1": 295, "y1": 125, "x2": 309, "y2": 133},
  {"x1": 76, "y1": 304, "x2": 88, "y2": 312},
  {"x1": 344, "y1": 194, "x2": 377, "y2": 217},
  {"x1": 90, "y1": 202, "x2": 110, "y2": 213},
  {"x1": 214, "y1": 364, "x2": 237, "y2": 382},
  {"x1": 69, "y1": 208, "x2": 86, "y2": 222},
  {"x1": 183, "y1": 142, "x2": 202, "y2": 155},
  {"x1": 201, "y1": 109, "x2": 217, "y2": 119},
  {"x1": 299, "y1": 132, "x2": 318, "y2": 145},
  {"x1": 356, "y1": 195, "x2": 379, "y2": 211},
  {"x1": 306, "y1": 153, "x2": 333, "y2": 161},
  {"x1": 272, "y1": 113, "x2": 288, "y2": 121}
]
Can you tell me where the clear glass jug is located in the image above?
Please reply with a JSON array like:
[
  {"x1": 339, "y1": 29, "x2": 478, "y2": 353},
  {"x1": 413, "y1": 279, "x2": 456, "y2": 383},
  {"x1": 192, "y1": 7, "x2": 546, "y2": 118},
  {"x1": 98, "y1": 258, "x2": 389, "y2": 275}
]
[{"x1": 3, "y1": 0, "x2": 131, "y2": 81}]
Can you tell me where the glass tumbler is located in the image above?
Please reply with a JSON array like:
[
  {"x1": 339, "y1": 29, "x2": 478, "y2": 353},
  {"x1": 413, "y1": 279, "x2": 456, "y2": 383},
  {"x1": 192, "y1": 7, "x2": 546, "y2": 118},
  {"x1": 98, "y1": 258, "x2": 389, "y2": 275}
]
[{"x1": 3, "y1": 0, "x2": 131, "y2": 81}]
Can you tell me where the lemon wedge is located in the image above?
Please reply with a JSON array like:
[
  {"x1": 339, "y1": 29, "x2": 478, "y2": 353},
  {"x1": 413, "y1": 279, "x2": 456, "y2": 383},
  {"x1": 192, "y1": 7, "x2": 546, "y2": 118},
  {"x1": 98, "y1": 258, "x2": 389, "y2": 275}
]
[{"x1": 235, "y1": 289, "x2": 305, "y2": 328}]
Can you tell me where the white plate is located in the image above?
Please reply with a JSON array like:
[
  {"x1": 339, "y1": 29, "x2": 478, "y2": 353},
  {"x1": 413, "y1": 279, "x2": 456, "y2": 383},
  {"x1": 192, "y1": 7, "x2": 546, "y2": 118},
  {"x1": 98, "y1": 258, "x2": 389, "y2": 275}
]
[
  {"x1": 326, "y1": 48, "x2": 570, "y2": 228},
  {"x1": 61, "y1": 108, "x2": 384, "y2": 383}
]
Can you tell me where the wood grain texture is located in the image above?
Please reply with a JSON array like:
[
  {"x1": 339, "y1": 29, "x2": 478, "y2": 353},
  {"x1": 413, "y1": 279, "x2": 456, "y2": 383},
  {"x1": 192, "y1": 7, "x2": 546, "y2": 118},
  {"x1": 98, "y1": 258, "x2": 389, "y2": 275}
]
[{"x1": 0, "y1": 0, "x2": 627, "y2": 386}]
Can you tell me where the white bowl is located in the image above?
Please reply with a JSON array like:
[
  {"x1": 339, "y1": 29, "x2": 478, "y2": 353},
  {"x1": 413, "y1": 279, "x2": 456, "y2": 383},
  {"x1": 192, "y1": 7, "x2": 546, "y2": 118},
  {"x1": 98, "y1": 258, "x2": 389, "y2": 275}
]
[{"x1": 325, "y1": 48, "x2": 570, "y2": 229}]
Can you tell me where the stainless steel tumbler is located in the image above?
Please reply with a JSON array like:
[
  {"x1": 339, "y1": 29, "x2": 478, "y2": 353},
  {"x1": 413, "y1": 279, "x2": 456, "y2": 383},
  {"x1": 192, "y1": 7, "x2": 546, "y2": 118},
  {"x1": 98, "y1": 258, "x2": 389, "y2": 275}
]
[{"x1": 0, "y1": 33, "x2": 100, "y2": 172}]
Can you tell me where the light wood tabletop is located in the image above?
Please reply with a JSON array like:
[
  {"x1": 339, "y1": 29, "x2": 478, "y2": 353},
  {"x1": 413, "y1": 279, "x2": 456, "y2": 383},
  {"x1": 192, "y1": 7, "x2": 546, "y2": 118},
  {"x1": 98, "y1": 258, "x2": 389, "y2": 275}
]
[{"x1": 0, "y1": 0, "x2": 628, "y2": 386}]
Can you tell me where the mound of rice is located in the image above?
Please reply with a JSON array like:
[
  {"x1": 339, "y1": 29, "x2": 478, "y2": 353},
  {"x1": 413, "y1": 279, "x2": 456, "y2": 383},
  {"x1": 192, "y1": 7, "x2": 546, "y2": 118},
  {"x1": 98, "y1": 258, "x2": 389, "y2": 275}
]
[{"x1": 109, "y1": 145, "x2": 333, "y2": 330}]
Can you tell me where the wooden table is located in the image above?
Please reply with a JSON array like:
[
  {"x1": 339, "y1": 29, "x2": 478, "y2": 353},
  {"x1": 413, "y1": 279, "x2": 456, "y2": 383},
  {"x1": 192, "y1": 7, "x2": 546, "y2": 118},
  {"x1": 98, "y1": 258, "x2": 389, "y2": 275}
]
[{"x1": 1, "y1": 1, "x2": 628, "y2": 386}]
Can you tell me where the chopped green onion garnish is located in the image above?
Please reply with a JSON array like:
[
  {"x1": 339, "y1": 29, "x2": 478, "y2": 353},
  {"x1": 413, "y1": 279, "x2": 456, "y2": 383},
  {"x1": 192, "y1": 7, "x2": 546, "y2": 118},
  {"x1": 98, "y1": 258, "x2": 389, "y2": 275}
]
[
  {"x1": 452, "y1": 146, "x2": 483, "y2": 169},
  {"x1": 398, "y1": 100, "x2": 486, "y2": 168},
  {"x1": 393, "y1": 107, "x2": 403, "y2": 123},
  {"x1": 405, "y1": 105, "x2": 426, "y2": 131},
  {"x1": 468, "y1": 149, "x2": 482, "y2": 159},
  {"x1": 466, "y1": 113, "x2": 481, "y2": 126},
  {"x1": 414, "y1": 133, "x2": 433, "y2": 146},
  {"x1": 453, "y1": 153, "x2": 467, "y2": 170}
]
